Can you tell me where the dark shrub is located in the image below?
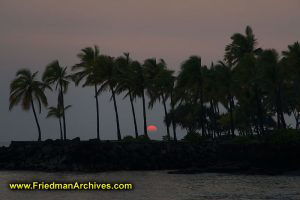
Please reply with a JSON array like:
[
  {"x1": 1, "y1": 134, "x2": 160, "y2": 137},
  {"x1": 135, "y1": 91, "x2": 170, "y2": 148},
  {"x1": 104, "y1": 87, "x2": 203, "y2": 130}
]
[
  {"x1": 183, "y1": 132, "x2": 206, "y2": 143},
  {"x1": 232, "y1": 136, "x2": 260, "y2": 145},
  {"x1": 122, "y1": 135, "x2": 135, "y2": 141},
  {"x1": 268, "y1": 129, "x2": 300, "y2": 145},
  {"x1": 136, "y1": 135, "x2": 151, "y2": 142}
]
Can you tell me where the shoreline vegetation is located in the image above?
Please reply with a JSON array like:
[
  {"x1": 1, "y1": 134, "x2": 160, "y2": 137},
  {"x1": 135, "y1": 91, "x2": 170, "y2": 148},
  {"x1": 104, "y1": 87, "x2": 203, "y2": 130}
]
[{"x1": 5, "y1": 26, "x2": 300, "y2": 174}]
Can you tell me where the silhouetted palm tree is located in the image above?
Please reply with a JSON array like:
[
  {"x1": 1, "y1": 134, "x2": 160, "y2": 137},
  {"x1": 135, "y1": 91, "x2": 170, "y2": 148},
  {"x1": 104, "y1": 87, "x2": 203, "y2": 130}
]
[
  {"x1": 225, "y1": 26, "x2": 262, "y2": 65},
  {"x1": 131, "y1": 61, "x2": 148, "y2": 137},
  {"x1": 235, "y1": 54, "x2": 266, "y2": 134},
  {"x1": 215, "y1": 61, "x2": 236, "y2": 136},
  {"x1": 170, "y1": 83, "x2": 178, "y2": 141},
  {"x1": 115, "y1": 59, "x2": 149, "y2": 137},
  {"x1": 260, "y1": 49, "x2": 287, "y2": 129},
  {"x1": 47, "y1": 101, "x2": 71, "y2": 140},
  {"x1": 43, "y1": 60, "x2": 71, "y2": 140},
  {"x1": 96, "y1": 55, "x2": 122, "y2": 141},
  {"x1": 225, "y1": 26, "x2": 264, "y2": 134},
  {"x1": 72, "y1": 46, "x2": 102, "y2": 140},
  {"x1": 143, "y1": 58, "x2": 174, "y2": 140},
  {"x1": 115, "y1": 53, "x2": 139, "y2": 138},
  {"x1": 203, "y1": 63, "x2": 222, "y2": 137},
  {"x1": 176, "y1": 56, "x2": 206, "y2": 136},
  {"x1": 282, "y1": 42, "x2": 300, "y2": 129},
  {"x1": 9, "y1": 69, "x2": 50, "y2": 141},
  {"x1": 169, "y1": 102, "x2": 202, "y2": 133}
]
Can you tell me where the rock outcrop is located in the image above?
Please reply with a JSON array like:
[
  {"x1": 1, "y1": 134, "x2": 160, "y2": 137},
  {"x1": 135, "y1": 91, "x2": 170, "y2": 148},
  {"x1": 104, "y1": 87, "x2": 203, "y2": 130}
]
[{"x1": 0, "y1": 139, "x2": 299, "y2": 174}]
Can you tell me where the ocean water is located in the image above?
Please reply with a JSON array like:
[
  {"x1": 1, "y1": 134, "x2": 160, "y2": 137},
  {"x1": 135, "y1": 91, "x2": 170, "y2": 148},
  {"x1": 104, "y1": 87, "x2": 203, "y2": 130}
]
[{"x1": 0, "y1": 171, "x2": 300, "y2": 200}]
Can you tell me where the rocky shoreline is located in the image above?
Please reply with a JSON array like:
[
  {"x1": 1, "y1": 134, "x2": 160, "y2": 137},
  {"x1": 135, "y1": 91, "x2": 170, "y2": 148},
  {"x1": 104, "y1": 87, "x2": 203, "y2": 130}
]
[{"x1": 0, "y1": 139, "x2": 300, "y2": 175}]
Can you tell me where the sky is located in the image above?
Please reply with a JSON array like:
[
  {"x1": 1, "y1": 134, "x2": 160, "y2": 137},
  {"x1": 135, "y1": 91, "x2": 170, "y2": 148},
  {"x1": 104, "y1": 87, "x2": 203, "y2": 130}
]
[{"x1": 0, "y1": 0, "x2": 300, "y2": 142}]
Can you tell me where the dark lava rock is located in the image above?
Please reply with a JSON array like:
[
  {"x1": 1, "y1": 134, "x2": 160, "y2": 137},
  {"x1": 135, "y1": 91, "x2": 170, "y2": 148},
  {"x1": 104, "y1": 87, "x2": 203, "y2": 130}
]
[{"x1": 0, "y1": 141, "x2": 299, "y2": 174}]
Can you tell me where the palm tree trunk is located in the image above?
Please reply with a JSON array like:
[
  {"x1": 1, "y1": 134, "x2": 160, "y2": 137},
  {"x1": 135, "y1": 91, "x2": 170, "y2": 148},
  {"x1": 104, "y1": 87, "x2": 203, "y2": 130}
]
[
  {"x1": 161, "y1": 94, "x2": 170, "y2": 141},
  {"x1": 129, "y1": 92, "x2": 139, "y2": 138},
  {"x1": 200, "y1": 85, "x2": 206, "y2": 136},
  {"x1": 142, "y1": 89, "x2": 148, "y2": 137},
  {"x1": 171, "y1": 122, "x2": 177, "y2": 141},
  {"x1": 278, "y1": 86, "x2": 286, "y2": 129},
  {"x1": 280, "y1": 112, "x2": 286, "y2": 129},
  {"x1": 276, "y1": 102, "x2": 281, "y2": 129},
  {"x1": 59, "y1": 84, "x2": 67, "y2": 140},
  {"x1": 111, "y1": 86, "x2": 122, "y2": 141},
  {"x1": 59, "y1": 117, "x2": 63, "y2": 140},
  {"x1": 255, "y1": 87, "x2": 264, "y2": 134},
  {"x1": 216, "y1": 103, "x2": 220, "y2": 115},
  {"x1": 31, "y1": 99, "x2": 41, "y2": 141},
  {"x1": 170, "y1": 90, "x2": 177, "y2": 141},
  {"x1": 276, "y1": 86, "x2": 286, "y2": 129},
  {"x1": 228, "y1": 94, "x2": 235, "y2": 136},
  {"x1": 293, "y1": 111, "x2": 300, "y2": 130},
  {"x1": 210, "y1": 100, "x2": 216, "y2": 137},
  {"x1": 94, "y1": 84, "x2": 100, "y2": 140}
]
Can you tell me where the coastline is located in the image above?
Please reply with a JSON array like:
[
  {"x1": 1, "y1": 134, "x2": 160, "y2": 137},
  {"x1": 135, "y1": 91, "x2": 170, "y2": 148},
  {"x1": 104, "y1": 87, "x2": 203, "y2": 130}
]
[{"x1": 0, "y1": 139, "x2": 300, "y2": 175}]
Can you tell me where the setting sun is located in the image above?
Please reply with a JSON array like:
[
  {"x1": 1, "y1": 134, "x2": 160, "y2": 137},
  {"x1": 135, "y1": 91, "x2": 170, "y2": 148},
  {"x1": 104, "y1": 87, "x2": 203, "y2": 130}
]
[{"x1": 147, "y1": 125, "x2": 157, "y2": 132}]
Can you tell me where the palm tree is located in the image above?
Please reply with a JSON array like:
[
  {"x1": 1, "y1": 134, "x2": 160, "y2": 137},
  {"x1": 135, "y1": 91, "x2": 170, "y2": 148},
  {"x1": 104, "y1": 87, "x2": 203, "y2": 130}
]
[
  {"x1": 225, "y1": 26, "x2": 262, "y2": 65},
  {"x1": 47, "y1": 101, "x2": 71, "y2": 140},
  {"x1": 130, "y1": 61, "x2": 148, "y2": 137},
  {"x1": 260, "y1": 49, "x2": 287, "y2": 129},
  {"x1": 176, "y1": 56, "x2": 206, "y2": 136},
  {"x1": 282, "y1": 42, "x2": 300, "y2": 65},
  {"x1": 203, "y1": 63, "x2": 222, "y2": 137},
  {"x1": 225, "y1": 25, "x2": 265, "y2": 134},
  {"x1": 72, "y1": 46, "x2": 102, "y2": 140},
  {"x1": 169, "y1": 102, "x2": 202, "y2": 134},
  {"x1": 115, "y1": 53, "x2": 139, "y2": 138},
  {"x1": 96, "y1": 55, "x2": 122, "y2": 141},
  {"x1": 215, "y1": 61, "x2": 236, "y2": 136},
  {"x1": 114, "y1": 59, "x2": 149, "y2": 137},
  {"x1": 235, "y1": 54, "x2": 266, "y2": 134},
  {"x1": 43, "y1": 60, "x2": 70, "y2": 140},
  {"x1": 159, "y1": 69, "x2": 177, "y2": 141},
  {"x1": 170, "y1": 82, "x2": 178, "y2": 141},
  {"x1": 143, "y1": 58, "x2": 174, "y2": 140},
  {"x1": 9, "y1": 69, "x2": 50, "y2": 141},
  {"x1": 164, "y1": 78, "x2": 179, "y2": 141},
  {"x1": 282, "y1": 42, "x2": 300, "y2": 128}
]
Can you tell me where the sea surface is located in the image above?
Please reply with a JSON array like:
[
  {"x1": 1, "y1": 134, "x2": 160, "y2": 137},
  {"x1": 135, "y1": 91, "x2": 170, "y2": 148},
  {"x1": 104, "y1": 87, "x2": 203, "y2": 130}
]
[{"x1": 0, "y1": 171, "x2": 300, "y2": 200}]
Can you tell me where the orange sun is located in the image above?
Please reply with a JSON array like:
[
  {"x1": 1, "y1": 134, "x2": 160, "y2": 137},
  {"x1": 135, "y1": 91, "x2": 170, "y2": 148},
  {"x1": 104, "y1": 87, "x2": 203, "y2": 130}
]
[{"x1": 147, "y1": 125, "x2": 157, "y2": 132}]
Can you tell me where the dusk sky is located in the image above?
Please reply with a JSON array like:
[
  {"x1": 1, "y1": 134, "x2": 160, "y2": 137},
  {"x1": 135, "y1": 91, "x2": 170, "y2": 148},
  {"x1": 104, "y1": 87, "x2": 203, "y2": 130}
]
[{"x1": 0, "y1": 0, "x2": 300, "y2": 142}]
